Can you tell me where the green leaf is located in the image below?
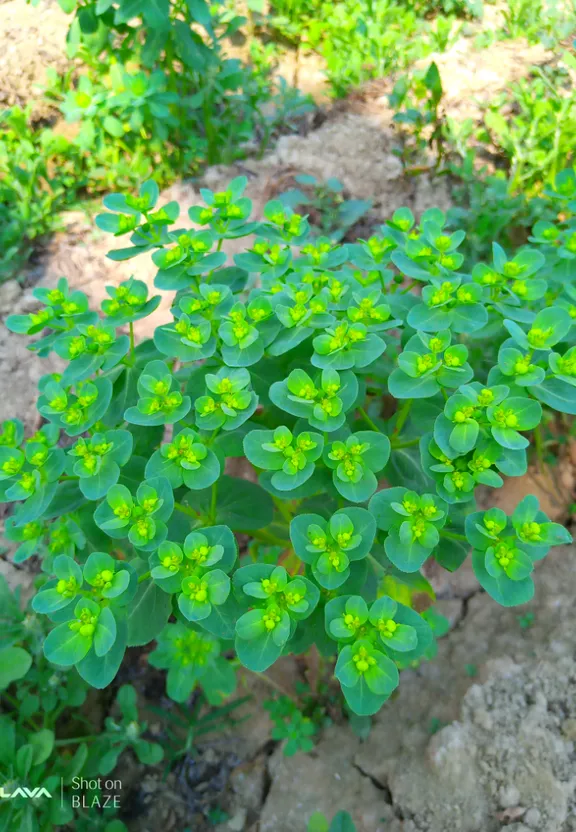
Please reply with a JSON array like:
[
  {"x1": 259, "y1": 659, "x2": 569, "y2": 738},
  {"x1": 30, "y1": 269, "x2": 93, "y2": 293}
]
[
  {"x1": 339, "y1": 672, "x2": 395, "y2": 716},
  {"x1": 77, "y1": 619, "x2": 127, "y2": 688},
  {"x1": 235, "y1": 626, "x2": 284, "y2": 672},
  {"x1": 384, "y1": 526, "x2": 432, "y2": 572},
  {"x1": 450, "y1": 420, "x2": 479, "y2": 454},
  {"x1": 329, "y1": 811, "x2": 357, "y2": 832},
  {"x1": 0, "y1": 646, "x2": 32, "y2": 689},
  {"x1": 28, "y1": 729, "x2": 54, "y2": 766},
  {"x1": 94, "y1": 607, "x2": 117, "y2": 657},
  {"x1": 529, "y1": 378, "x2": 576, "y2": 415},
  {"x1": 471, "y1": 549, "x2": 534, "y2": 607},
  {"x1": 44, "y1": 624, "x2": 92, "y2": 666},
  {"x1": 103, "y1": 115, "x2": 125, "y2": 138},
  {"x1": 388, "y1": 369, "x2": 440, "y2": 399},
  {"x1": 127, "y1": 581, "x2": 172, "y2": 646},
  {"x1": 308, "y1": 812, "x2": 330, "y2": 832},
  {"x1": 182, "y1": 475, "x2": 273, "y2": 530},
  {"x1": 80, "y1": 457, "x2": 120, "y2": 501}
]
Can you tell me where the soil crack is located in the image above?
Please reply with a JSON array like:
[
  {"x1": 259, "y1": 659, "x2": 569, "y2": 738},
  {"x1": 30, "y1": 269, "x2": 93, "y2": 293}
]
[{"x1": 352, "y1": 762, "x2": 404, "y2": 819}]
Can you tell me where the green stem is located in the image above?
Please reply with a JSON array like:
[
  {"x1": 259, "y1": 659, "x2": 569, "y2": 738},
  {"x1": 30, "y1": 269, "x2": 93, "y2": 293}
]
[
  {"x1": 391, "y1": 399, "x2": 413, "y2": 438},
  {"x1": 1, "y1": 692, "x2": 41, "y2": 731},
  {"x1": 138, "y1": 570, "x2": 151, "y2": 584},
  {"x1": 391, "y1": 437, "x2": 420, "y2": 450},
  {"x1": 174, "y1": 501, "x2": 201, "y2": 519},
  {"x1": 251, "y1": 529, "x2": 289, "y2": 548},
  {"x1": 129, "y1": 322, "x2": 135, "y2": 365},
  {"x1": 441, "y1": 530, "x2": 467, "y2": 542},
  {"x1": 272, "y1": 495, "x2": 293, "y2": 525},
  {"x1": 358, "y1": 406, "x2": 381, "y2": 433},
  {"x1": 54, "y1": 735, "x2": 99, "y2": 746},
  {"x1": 209, "y1": 481, "x2": 218, "y2": 524},
  {"x1": 207, "y1": 427, "x2": 220, "y2": 446},
  {"x1": 534, "y1": 423, "x2": 545, "y2": 473}
]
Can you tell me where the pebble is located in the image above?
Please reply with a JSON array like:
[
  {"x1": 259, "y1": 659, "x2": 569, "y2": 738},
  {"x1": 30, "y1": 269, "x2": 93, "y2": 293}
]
[
  {"x1": 0, "y1": 280, "x2": 22, "y2": 315},
  {"x1": 499, "y1": 785, "x2": 520, "y2": 808},
  {"x1": 561, "y1": 718, "x2": 576, "y2": 740},
  {"x1": 227, "y1": 807, "x2": 247, "y2": 831},
  {"x1": 524, "y1": 808, "x2": 541, "y2": 828}
]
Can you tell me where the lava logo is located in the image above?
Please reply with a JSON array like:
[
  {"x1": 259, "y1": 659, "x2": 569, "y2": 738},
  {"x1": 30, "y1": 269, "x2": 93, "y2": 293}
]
[{"x1": 0, "y1": 786, "x2": 52, "y2": 799}]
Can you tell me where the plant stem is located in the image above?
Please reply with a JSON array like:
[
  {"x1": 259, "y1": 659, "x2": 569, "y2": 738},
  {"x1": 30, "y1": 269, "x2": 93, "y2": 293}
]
[
  {"x1": 138, "y1": 570, "x2": 151, "y2": 583},
  {"x1": 273, "y1": 495, "x2": 293, "y2": 525},
  {"x1": 209, "y1": 481, "x2": 218, "y2": 523},
  {"x1": 251, "y1": 529, "x2": 289, "y2": 548},
  {"x1": 534, "y1": 423, "x2": 545, "y2": 473},
  {"x1": 174, "y1": 501, "x2": 200, "y2": 519},
  {"x1": 1, "y1": 692, "x2": 41, "y2": 731},
  {"x1": 54, "y1": 735, "x2": 99, "y2": 746},
  {"x1": 358, "y1": 406, "x2": 381, "y2": 433},
  {"x1": 129, "y1": 322, "x2": 135, "y2": 364},
  {"x1": 391, "y1": 437, "x2": 420, "y2": 450},
  {"x1": 391, "y1": 399, "x2": 413, "y2": 438},
  {"x1": 441, "y1": 530, "x2": 467, "y2": 542}
]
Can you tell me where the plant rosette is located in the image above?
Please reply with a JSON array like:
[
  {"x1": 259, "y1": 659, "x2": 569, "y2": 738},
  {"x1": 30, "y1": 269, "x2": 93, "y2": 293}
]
[
  {"x1": 124, "y1": 359, "x2": 191, "y2": 426},
  {"x1": 234, "y1": 564, "x2": 319, "y2": 672},
  {"x1": 145, "y1": 427, "x2": 220, "y2": 489},
  {"x1": 270, "y1": 367, "x2": 360, "y2": 432},
  {"x1": 191, "y1": 367, "x2": 258, "y2": 431},
  {"x1": 466, "y1": 496, "x2": 571, "y2": 606},
  {"x1": 289, "y1": 508, "x2": 376, "y2": 589},
  {"x1": 388, "y1": 330, "x2": 473, "y2": 399},
  {"x1": 148, "y1": 621, "x2": 235, "y2": 703},
  {"x1": 150, "y1": 526, "x2": 237, "y2": 625},
  {"x1": 323, "y1": 431, "x2": 391, "y2": 502},
  {"x1": 93, "y1": 477, "x2": 174, "y2": 551},
  {"x1": 369, "y1": 487, "x2": 447, "y2": 571},
  {"x1": 244, "y1": 426, "x2": 324, "y2": 493}
]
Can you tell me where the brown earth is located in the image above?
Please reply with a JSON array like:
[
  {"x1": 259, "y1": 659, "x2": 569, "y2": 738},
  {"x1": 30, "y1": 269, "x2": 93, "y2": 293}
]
[{"x1": 0, "y1": 0, "x2": 69, "y2": 118}]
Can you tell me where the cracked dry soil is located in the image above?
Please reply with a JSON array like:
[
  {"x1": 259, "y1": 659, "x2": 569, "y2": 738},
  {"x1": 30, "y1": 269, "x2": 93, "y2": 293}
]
[{"x1": 256, "y1": 545, "x2": 576, "y2": 832}]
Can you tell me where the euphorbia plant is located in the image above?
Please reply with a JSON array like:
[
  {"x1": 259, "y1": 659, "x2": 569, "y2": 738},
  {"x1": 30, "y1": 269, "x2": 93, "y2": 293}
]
[{"x1": 3, "y1": 172, "x2": 574, "y2": 716}]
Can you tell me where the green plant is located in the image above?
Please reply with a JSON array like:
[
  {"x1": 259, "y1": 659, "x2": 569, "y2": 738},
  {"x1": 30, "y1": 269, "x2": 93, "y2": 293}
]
[
  {"x1": 446, "y1": 156, "x2": 553, "y2": 263},
  {"x1": 262, "y1": 0, "x2": 452, "y2": 98},
  {"x1": 308, "y1": 810, "x2": 357, "y2": 832},
  {"x1": 278, "y1": 175, "x2": 371, "y2": 242},
  {"x1": 501, "y1": 0, "x2": 544, "y2": 38},
  {"x1": 44, "y1": 0, "x2": 310, "y2": 179},
  {"x1": 0, "y1": 108, "x2": 83, "y2": 280},
  {"x1": 517, "y1": 610, "x2": 535, "y2": 628},
  {"x1": 3, "y1": 173, "x2": 575, "y2": 720},
  {"x1": 92, "y1": 684, "x2": 164, "y2": 774},
  {"x1": 481, "y1": 61, "x2": 576, "y2": 194},
  {"x1": 497, "y1": 0, "x2": 576, "y2": 43},
  {"x1": 148, "y1": 692, "x2": 249, "y2": 764},
  {"x1": 0, "y1": 574, "x2": 129, "y2": 832},
  {"x1": 264, "y1": 694, "x2": 318, "y2": 755},
  {"x1": 405, "y1": 0, "x2": 483, "y2": 16},
  {"x1": 389, "y1": 61, "x2": 445, "y2": 169}
]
